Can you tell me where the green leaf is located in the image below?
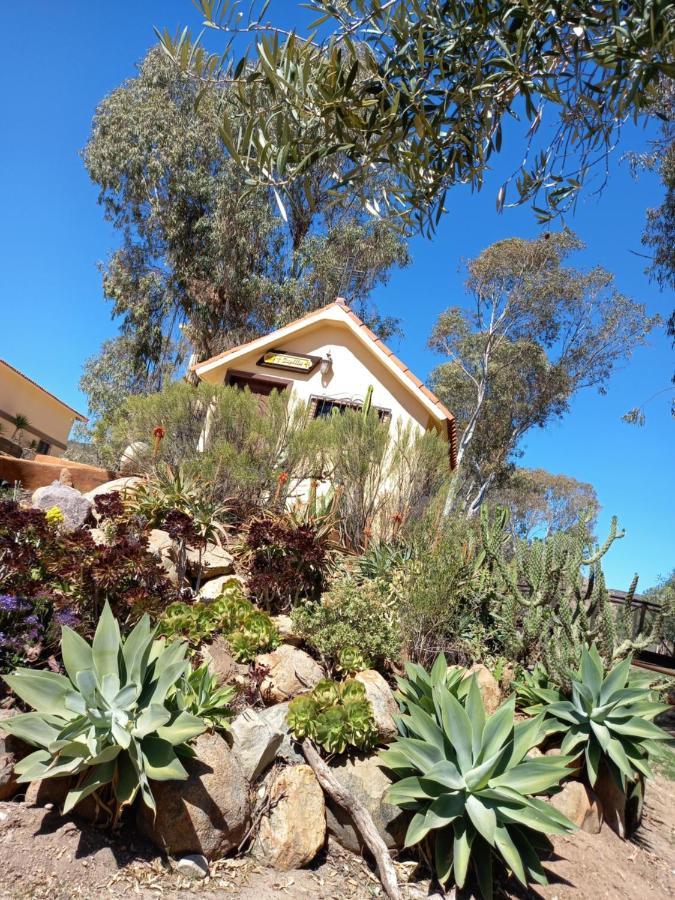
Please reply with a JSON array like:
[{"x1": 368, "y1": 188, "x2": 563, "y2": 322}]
[
  {"x1": 599, "y1": 655, "x2": 632, "y2": 704},
  {"x1": 404, "y1": 811, "x2": 433, "y2": 847},
  {"x1": 435, "y1": 685, "x2": 473, "y2": 773},
  {"x1": 121, "y1": 614, "x2": 154, "y2": 686},
  {"x1": 464, "y1": 675, "x2": 486, "y2": 757},
  {"x1": 0, "y1": 712, "x2": 62, "y2": 750},
  {"x1": 422, "y1": 759, "x2": 464, "y2": 790},
  {"x1": 580, "y1": 645, "x2": 604, "y2": 699},
  {"x1": 465, "y1": 793, "x2": 497, "y2": 845},
  {"x1": 423, "y1": 792, "x2": 465, "y2": 829},
  {"x1": 141, "y1": 736, "x2": 189, "y2": 781},
  {"x1": 491, "y1": 758, "x2": 573, "y2": 794},
  {"x1": 63, "y1": 760, "x2": 116, "y2": 813},
  {"x1": 133, "y1": 704, "x2": 171, "y2": 739},
  {"x1": 4, "y1": 670, "x2": 74, "y2": 719},
  {"x1": 494, "y1": 824, "x2": 527, "y2": 885},
  {"x1": 156, "y1": 711, "x2": 205, "y2": 745},
  {"x1": 60, "y1": 626, "x2": 93, "y2": 685},
  {"x1": 608, "y1": 717, "x2": 669, "y2": 741},
  {"x1": 472, "y1": 836, "x2": 494, "y2": 900},
  {"x1": 480, "y1": 697, "x2": 516, "y2": 761},
  {"x1": 453, "y1": 819, "x2": 474, "y2": 888},
  {"x1": 385, "y1": 775, "x2": 439, "y2": 805},
  {"x1": 13, "y1": 749, "x2": 51, "y2": 780},
  {"x1": 92, "y1": 602, "x2": 121, "y2": 680},
  {"x1": 433, "y1": 828, "x2": 454, "y2": 885}
]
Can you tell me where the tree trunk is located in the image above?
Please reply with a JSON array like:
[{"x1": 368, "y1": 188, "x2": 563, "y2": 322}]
[{"x1": 301, "y1": 739, "x2": 402, "y2": 900}]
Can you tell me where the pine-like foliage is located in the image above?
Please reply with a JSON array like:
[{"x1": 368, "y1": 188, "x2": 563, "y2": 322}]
[{"x1": 480, "y1": 508, "x2": 666, "y2": 690}]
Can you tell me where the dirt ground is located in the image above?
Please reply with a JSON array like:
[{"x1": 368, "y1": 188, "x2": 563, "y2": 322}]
[{"x1": 0, "y1": 778, "x2": 673, "y2": 900}]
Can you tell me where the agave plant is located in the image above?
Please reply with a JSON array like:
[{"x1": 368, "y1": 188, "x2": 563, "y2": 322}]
[
  {"x1": 395, "y1": 653, "x2": 471, "y2": 718},
  {"x1": 543, "y1": 645, "x2": 671, "y2": 789},
  {"x1": 381, "y1": 660, "x2": 576, "y2": 898},
  {"x1": 0, "y1": 603, "x2": 204, "y2": 820}
]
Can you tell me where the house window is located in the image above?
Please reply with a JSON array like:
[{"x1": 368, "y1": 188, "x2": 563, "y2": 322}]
[
  {"x1": 227, "y1": 370, "x2": 290, "y2": 397},
  {"x1": 309, "y1": 396, "x2": 391, "y2": 423},
  {"x1": 36, "y1": 440, "x2": 51, "y2": 455}
]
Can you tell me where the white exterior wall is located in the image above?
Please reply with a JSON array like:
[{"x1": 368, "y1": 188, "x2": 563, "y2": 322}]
[{"x1": 203, "y1": 321, "x2": 437, "y2": 436}]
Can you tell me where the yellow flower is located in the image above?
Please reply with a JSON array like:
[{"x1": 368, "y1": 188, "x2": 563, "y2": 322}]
[{"x1": 45, "y1": 506, "x2": 65, "y2": 527}]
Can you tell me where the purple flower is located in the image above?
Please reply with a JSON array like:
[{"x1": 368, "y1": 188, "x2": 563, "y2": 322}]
[
  {"x1": 25, "y1": 615, "x2": 39, "y2": 625},
  {"x1": 0, "y1": 595, "x2": 25, "y2": 612},
  {"x1": 55, "y1": 608, "x2": 79, "y2": 628}
]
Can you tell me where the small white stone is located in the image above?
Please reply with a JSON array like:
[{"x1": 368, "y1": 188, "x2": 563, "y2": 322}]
[{"x1": 176, "y1": 854, "x2": 209, "y2": 879}]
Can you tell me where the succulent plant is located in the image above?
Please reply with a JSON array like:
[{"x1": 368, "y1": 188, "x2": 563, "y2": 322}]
[
  {"x1": 394, "y1": 653, "x2": 471, "y2": 717},
  {"x1": 336, "y1": 645, "x2": 371, "y2": 675},
  {"x1": 287, "y1": 678, "x2": 378, "y2": 755},
  {"x1": 382, "y1": 661, "x2": 576, "y2": 898},
  {"x1": 176, "y1": 663, "x2": 235, "y2": 731},
  {"x1": 513, "y1": 662, "x2": 565, "y2": 716},
  {"x1": 0, "y1": 602, "x2": 205, "y2": 820},
  {"x1": 543, "y1": 644, "x2": 671, "y2": 788}
]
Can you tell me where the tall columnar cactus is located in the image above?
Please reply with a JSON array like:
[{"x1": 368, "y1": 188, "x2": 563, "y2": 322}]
[{"x1": 479, "y1": 507, "x2": 666, "y2": 689}]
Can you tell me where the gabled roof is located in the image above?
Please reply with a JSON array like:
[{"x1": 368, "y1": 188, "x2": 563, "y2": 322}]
[
  {"x1": 0, "y1": 359, "x2": 87, "y2": 422},
  {"x1": 194, "y1": 299, "x2": 457, "y2": 467}
]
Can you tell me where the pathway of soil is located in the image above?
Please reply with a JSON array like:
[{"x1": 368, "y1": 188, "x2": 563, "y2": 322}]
[{"x1": 0, "y1": 777, "x2": 673, "y2": 899}]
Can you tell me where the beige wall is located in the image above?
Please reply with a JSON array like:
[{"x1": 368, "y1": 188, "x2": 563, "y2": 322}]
[
  {"x1": 0, "y1": 364, "x2": 80, "y2": 456},
  {"x1": 202, "y1": 320, "x2": 438, "y2": 436}
]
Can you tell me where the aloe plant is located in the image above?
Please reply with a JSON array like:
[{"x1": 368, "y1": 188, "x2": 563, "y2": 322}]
[
  {"x1": 0, "y1": 603, "x2": 204, "y2": 820},
  {"x1": 543, "y1": 645, "x2": 671, "y2": 789},
  {"x1": 382, "y1": 658, "x2": 576, "y2": 898}
]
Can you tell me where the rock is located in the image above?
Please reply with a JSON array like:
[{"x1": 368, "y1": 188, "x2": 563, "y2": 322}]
[
  {"x1": 146, "y1": 528, "x2": 180, "y2": 584},
  {"x1": 257, "y1": 645, "x2": 324, "y2": 704},
  {"x1": 59, "y1": 467, "x2": 73, "y2": 487},
  {"x1": 83, "y1": 476, "x2": 143, "y2": 509},
  {"x1": 354, "y1": 670, "x2": 398, "y2": 742},
  {"x1": 326, "y1": 753, "x2": 408, "y2": 853},
  {"x1": 548, "y1": 780, "x2": 602, "y2": 834},
  {"x1": 119, "y1": 442, "x2": 149, "y2": 475},
  {"x1": 251, "y1": 765, "x2": 326, "y2": 870},
  {"x1": 258, "y1": 702, "x2": 304, "y2": 765},
  {"x1": 198, "y1": 575, "x2": 245, "y2": 602},
  {"x1": 31, "y1": 482, "x2": 92, "y2": 530},
  {"x1": 229, "y1": 708, "x2": 285, "y2": 781},
  {"x1": 467, "y1": 664, "x2": 502, "y2": 714},
  {"x1": 0, "y1": 709, "x2": 25, "y2": 756},
  {"x1": 271, "y1": 615, "x2": 302, "y2": 647},
  {"x1": 201, "y1": 637, "x2": 248, "y2": 684},
  {"x1": 187, "y1": 542, "x2": 235, "y2": 578},
  {"x1": 594, "y1": 766, "x2": 643, "y2": 838},
  {"x1": 176, "y1": 855, "x2": 209, "y2": 880},
  {"x1": 0, "y1": 752, "x2": 18, "y2": 801},
  {"x1": 137, "y1": 731, "x2": 250, "y2": 860},
  {"x1": 24, "y1": 776, "x2": 71, "y2": 808}
]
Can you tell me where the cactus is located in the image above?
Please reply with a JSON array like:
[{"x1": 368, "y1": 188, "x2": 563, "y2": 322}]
[{"x1": 479, "y1": 506, "x2": 664, "y2": 690}]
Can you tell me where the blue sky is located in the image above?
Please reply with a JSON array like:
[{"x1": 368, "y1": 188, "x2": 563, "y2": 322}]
[{"x1": 0, "y1": 2, "x2": 672, "y2": 589}]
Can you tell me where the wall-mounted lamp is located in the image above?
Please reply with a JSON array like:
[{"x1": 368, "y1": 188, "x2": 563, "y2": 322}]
[{"x1": 320, "y1": 351, "x2": 333, "y2": 378}]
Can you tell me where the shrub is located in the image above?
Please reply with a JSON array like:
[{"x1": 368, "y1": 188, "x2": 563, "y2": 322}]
[
  {"x1": 381, "y1": 656, "x2": 576, "y2": 898},
  {"x1": 287, "y1": 678, "x2": 378, "y2": 755},
  {"x1": 158, "y1": 590, "x2": 280, "y2": 662},
  {"x1": 391, "y1": 517, "x2": 495, "y2": 666},
  {"x1": 244, "y1": 511, "x2": 331, "y2": 611},
  {"x1": 101, "y1": 381, "x2": 325, "y2": 514},
  {"x1": 1, "y1": 603, "x2": 205, "y2": 821},
  {"x1": 542, "y1": 645, "x2": 671, "y2": 789},
  {"x1": 292, "y1": 575, "x2": 401, "y2": 673},
  {"x1": 0, "y1": 501, "x2": 177, "y2": 634}
]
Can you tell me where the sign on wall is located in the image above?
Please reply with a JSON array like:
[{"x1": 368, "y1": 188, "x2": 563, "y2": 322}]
[{"x1": 257, "y1": 348, "x2": 321, "y2": 374}]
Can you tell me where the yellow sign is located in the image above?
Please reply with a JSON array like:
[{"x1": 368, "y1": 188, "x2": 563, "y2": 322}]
[{"x1": 259, "y1": 349, "x2": 320, "y2": 373}]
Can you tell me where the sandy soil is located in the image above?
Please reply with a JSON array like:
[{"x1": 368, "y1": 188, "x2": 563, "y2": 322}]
[{"x1": 0, "y1": 778, "x2": 673, "y2": 900}]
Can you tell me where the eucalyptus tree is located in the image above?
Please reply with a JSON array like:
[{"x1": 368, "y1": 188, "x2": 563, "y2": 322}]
[
  {"x1": 83, "y1": 47, "x2": 409, "y2": 393},
  {"x1": 160, "y1": 0, "x2": 675, "y2": 232},
  {"x1": 428, "y1": 231, "x2": 659, "y2": 515}
]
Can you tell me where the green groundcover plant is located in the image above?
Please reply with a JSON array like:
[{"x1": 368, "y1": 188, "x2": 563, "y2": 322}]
[
  {"x1": 543, "y1": 645, "x2": 672, "y2": 789},
  {"x1": 382, "y1": 657, "x2": 576, "y2": 898},
  {"x1": 0, "y1": 603, "x2": 205, "y2": 820}
]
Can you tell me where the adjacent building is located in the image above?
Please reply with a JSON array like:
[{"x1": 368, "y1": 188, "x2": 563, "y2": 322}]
[{"x1": 0, "y1": 359, "x2": 87, "y2": 457}]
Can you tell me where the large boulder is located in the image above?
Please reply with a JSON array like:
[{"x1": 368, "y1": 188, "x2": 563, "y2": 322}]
[
  {"x1": 354, "y1": 670, "x2": 398, "y2": 742},
  {"x1": 229, "y1": 707, "x2": 286, "y2": 781},
  {"x1": 325, "y1": 753, "x2": 408, "y2": 853},
  {"x1": 467, "y1": 664, "x2": 502, "y2": 714},
  {"x1": 257, "y1": 702, "x2": 304, "y2": 766},
  {"x1": 257, "y1": 645, "x2": 324, "y2": 704},
  {"x1": 201, "y1": 637, "x2": 248, "y2": 685},
  {"x1": 270, "y1": 615, "x2": 302, "y2": 647},
  {"x1": 0, "y1": 753, "x2": 17, "y2": 801},
  {"x1": 119, "y1": 442, "x2": 149, "y2": 475},
  {"x1": 548, "y1": 780, "x2": 602, "y2": 834},
  {"x1": 251, "y1": 765, "x2": 326, "y2": 870},
  {"x1": 137, "y1": 731, "x2": 250, "y2": 860},
  {"x1": 187, "y1": 542, "x2": 235, "y2": 579},
  {"x1": 146, "y1": 528, "x2": 180, "y2": 584},
  {"x1": 198, "y1": 575, "x2": 246, "y2": 602},
  {"x1": 82, "y1": 476, "x2": 143, "y2": 509},
  {"x1": 31, "y1": 482, "x2": 92, "y2": 530}
]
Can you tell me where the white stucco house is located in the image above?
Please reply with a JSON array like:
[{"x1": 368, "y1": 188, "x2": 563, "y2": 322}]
[{"x1": 193, "y1": 298, "x2": 457, "y2": 468}]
